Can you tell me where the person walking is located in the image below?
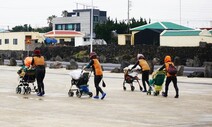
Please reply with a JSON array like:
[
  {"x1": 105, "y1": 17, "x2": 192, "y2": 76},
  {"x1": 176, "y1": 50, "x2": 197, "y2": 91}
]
[
  {"x1": 131, "y1": 54, "x2": 150, "y2": 92},
  {"x1": 84, "y1": 52, "x2": 106, "y2": 100},
  {"x1": 31, "y1": 49, "x2": 46, "y2": 96},
  {"x1": 159, "y1": 55, "x2": 179, "y2": 98}
]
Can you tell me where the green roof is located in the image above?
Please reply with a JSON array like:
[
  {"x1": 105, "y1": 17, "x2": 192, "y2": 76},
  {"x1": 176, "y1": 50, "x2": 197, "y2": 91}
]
[
  {"x1": 161, "y1": 30, "x2": 201, "y2": 36},
  {"x1": 130, "y1": 22, "x2": 194, "y2": 31}
]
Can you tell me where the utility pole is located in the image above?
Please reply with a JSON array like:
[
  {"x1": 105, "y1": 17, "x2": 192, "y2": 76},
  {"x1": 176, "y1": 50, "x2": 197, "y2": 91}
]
[
  {"x1": 179, "y1": 0, "x2": 182, "y2": 25},
  {"x1": 127, "y1": 0, "x2": 132, "y2": 33},
  {"x1": 90, "y1": 0, "x2": 93, "y2": 53}
]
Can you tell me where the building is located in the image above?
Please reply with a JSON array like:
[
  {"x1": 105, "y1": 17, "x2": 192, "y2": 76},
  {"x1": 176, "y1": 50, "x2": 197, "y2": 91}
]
[
  {"x1": 118, "y1": 21, "x2": 212, "y2": 47},
  {"x1": 52, "y1": 9, "x2": 107, "y2": 39},
  {"x1": 160, "y1": 30, "x2": 202, "y2": 47},
  {"x1": 43, "y1": 30, "x2": 87, "y2": 46},
  {"x1": 118, "y1": 34, "x2": 131, "y2": 45},
  {"x1": 160, "y1": 29, "x2": 212, "y2": 47},
  {"x1": 130, "y1": 22, "x2": 193, "y2": 46},
  {"x1": 0, "y1": 32, "x2": 44, "y2": 51}
]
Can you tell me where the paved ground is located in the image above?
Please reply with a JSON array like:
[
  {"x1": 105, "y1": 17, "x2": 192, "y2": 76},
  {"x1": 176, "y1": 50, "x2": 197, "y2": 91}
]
[{"x1": 0, "y1": 65, "x2": 212, "y2": 127}]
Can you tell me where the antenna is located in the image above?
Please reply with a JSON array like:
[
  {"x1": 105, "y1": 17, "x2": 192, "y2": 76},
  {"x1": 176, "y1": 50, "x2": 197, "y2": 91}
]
[{"x1": 75, "y1": 2, "x2": 97, "y2": 9}]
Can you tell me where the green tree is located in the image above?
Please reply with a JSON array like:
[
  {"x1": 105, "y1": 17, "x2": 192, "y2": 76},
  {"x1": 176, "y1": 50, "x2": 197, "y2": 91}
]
[
  {"x1": 94, "y1": 17, "x2": 149, "y2": 44},
  {"x1": 94, "y1": 17, "x2": 115, "y2": 44},
  {"x1": 129, "y1": 17, "x2": 147, "y2": 30},
  {"x1": 47, "y1": 15, "x2": 57, "y2": 30},
  {"x1": 33, "y1": 27, "x2": 52, "y2": 33},
  {"x1": 11, "y1": 24, "x2": 33, "y2": 32},
  {"x1": 61, "y1": 10, "x2": 68, "y2": 17}
]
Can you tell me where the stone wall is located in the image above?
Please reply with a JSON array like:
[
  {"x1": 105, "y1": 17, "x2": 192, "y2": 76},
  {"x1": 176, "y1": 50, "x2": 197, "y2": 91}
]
[{"x1": 0, "y1": 44, "x2": 212, "y2": 67}]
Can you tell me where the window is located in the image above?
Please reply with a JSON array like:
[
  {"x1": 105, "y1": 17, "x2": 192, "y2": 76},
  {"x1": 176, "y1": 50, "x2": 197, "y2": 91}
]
[
  {"x1": 94, "y1": 16, "x2": 99, "y2": 22},
  {"x1": 5, "y1": 39, "x2": 9, "y2": 44},
  {"x1": 0, "y1": 39, "x2": 1, "y2": 45},
  {"x1": 65, "y1": 24, "x2": 75, "y2": 30},
  {"x1": 100, "y1": 11, "x2": 106, "y2": 16},
  {"x1": 13, "y1": 39, "x2": 18, "y2": 45},
  {"x1": 77, "y1": 12, "x2": 80, "y2": 16},
  {"x1": 76, "y1": 23, "x2": 81, "y2": 31},
  {"x1": 56, "y1": 24, "x2": 63, "y2": 30}
]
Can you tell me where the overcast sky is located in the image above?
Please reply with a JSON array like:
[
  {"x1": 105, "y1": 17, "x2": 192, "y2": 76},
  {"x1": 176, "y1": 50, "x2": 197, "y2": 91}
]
[{"x1": 0, "y1": 0, "x2": 211, "y2": 29}]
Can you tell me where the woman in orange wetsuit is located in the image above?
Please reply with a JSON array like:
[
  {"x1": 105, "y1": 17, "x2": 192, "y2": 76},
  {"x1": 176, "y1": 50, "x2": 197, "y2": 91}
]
[
  {"x1": 84, "y1": 52, "x2": 106, "y2": 100},
  {"x1": 159, "y1": 55, "x2": 179, "y2": 98},
  {"x1": 31, "y1": 49, "x2": 46, "y2": 96},
  {"x1": 131, "y1": 54, "x2": 150, "y2": 92}
]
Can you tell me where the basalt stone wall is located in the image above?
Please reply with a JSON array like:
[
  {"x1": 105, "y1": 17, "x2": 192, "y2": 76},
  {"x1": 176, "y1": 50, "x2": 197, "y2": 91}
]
[{"x1": 0, "y1": 44, "x2": 212, "y2": 66}]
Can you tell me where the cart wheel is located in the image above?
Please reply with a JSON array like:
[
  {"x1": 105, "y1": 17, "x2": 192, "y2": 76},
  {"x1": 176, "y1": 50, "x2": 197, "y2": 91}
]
[
  {"x1": 18, "y1": 87, "x2": 21, "y2": 94},
  {"x1": 89, "y1": 92, "x2": 93, "y2": 97},
  {"x1": 21, "y1": 87, "x2": 26, "y2": 94},
  {"x1": 76, "y1": 90, "x2": 82, "y2": 98},
  {"x1": 153, "y1": 92, "x2": 157, "y2": 96},
  {"x1": 147, "y1": 91, "x2": 151, "y2": 95},
  {"x1": 25, "y1": 87, "x2": 28, "y2": 94},
  {"x1": 27, "y1": 87, "x2": 31, "y2": 94},
  {"x1": 68, "y1": 91, "x2": 74, "y2": 97},
  {"x1": 16, "y1": 87, "x2": 21, "y2": 94},
  {"x1": 131, "y1": 86, "x2": 135, "y2": 91}
]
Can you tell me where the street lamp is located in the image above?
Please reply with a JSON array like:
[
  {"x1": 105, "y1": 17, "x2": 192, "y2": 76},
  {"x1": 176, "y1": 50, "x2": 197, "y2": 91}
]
[{"x1": 90, "y1": 0, "x2": 93, "y2": 53}]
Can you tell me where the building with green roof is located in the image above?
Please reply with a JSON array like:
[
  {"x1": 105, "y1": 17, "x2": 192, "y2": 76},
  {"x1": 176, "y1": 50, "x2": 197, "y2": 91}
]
[
  {"x1": 130, "y1": 21, "x2": 193, "y2": 31},
  {"x1": 118, "y1": 21, "x2": 212, "y2": 47},
  {"x1": 161, "y1": 30, "x2": 201, "y2": 36},
  {"x1": 129, "y1": 22, "x2": 194, "y2": 46},
  {"x1": 160, "y1": 29, "x2": 212, "y2": 47}
]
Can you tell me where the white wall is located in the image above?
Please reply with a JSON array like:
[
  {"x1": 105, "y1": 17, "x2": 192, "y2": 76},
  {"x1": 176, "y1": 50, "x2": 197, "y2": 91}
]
[
  {"x1": 200, "y1": 36, "x2": 212, "y2": 43},
  {"x1": 118, "y1": 35, "x2": 126, "y2": 45},
  {"x1": 160, "y1": 36, "x2": 203, "y2": 47},
  {"x1": 0, "y1": 32, "x2": 44, "y2": 50},
  {"x1": 75, "y1": 37, "x2": 84, "y2": 46},
  {"x1": 0, "y1": 32, "x2": 25, "y2": 50}
]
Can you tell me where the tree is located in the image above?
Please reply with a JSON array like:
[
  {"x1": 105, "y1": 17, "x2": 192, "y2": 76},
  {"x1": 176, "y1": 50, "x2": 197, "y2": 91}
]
[
  {"x1": 33, "y1": 27, "x2": 52, "y2": 33},
  {"x1": 94, "y1": 17, "x2": 149, "y2": 44},
  {"x1": 11, "y1": 25, "x2": 25, "y2": 32},
  {"x1": 11, "y1": 24, "x2": 33, "y2": 32},
  {"x1": 94, "y1": 17, "x2": 115, "y2": 44},
  {"x1": 129, "y1": 17, "x2": 147, "y2": 29},
  {"x1": 61, "y1": 10, "x2": 68, "y2": 17},
  {"x1": 47, "y1": 15, "x2": 57, "y2": 29}
]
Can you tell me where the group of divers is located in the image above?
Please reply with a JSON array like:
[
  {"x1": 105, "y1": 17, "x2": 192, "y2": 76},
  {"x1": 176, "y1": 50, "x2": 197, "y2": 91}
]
[{"x1": 16, "y1": 49, "x2": 179, "y2": 100}]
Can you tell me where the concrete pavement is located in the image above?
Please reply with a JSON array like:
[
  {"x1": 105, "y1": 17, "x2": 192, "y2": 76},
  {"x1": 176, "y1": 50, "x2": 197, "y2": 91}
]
[{"x1": 0, "y1": 65, "x2": 212, "y2": 127}]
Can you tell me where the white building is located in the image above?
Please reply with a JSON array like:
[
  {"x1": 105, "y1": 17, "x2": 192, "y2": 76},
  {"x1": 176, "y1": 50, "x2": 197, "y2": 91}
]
[
  {"x1": 160, "y1": 29, "x2": 212, "y2": 47},
  {"x1": 52, "y1": 9, "x2": 107, "y2": 38},
  {"x1": 119, "y1": 21, "x2": 212, "y2": 47},
  {"x1": 43, "y1": 30, "x2": 87, "y2": 46},
  {"x1": 0, "y1": 32, "x2": 44, "y2": 51}
]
